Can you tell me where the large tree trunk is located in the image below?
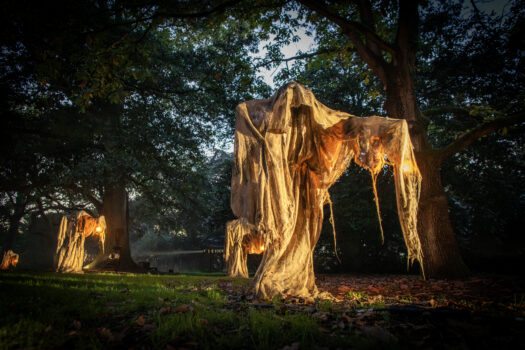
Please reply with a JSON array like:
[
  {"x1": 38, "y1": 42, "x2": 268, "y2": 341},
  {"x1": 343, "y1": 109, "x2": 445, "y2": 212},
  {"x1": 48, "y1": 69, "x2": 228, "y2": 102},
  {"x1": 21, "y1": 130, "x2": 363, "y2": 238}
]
[
  {"x1": 85, "y1": 181, "x2": 135, "y2": 270},
  {"x1": 415, "y1": 152, "x2": 469, "y2": 278},
  {"x1": 384, "y1": 70, "x2": 469, "y2": 278}
]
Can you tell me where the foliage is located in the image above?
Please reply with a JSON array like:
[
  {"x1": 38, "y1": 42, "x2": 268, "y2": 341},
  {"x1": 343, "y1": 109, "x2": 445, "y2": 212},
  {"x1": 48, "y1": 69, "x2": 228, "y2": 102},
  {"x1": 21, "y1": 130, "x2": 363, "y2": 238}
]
[
  {"x1": 0, "y1": 0, "x2": 268, "y2": 257},
  {"x1": 0, "y1": 0, "x2": 523, "y2": 272},
  {"x1": 257, "y1": 0, "x2": 525, "y2": 273}
]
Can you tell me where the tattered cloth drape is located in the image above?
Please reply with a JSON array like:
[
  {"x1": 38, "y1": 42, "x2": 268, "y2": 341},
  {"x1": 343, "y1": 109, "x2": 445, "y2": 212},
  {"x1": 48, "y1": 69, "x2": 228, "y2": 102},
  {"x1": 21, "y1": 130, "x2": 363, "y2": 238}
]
[
  {"x1": 0, "y1": 250, "x2": 19, "y2": 270},
  {"x1": 224, "y1": 219, "x2": 265, "y2": 278},
  {"x1": 228, "y1": 82, "x2": 422, "y2": 299},
  {"x1": 55, "y1": 211, "x2": 106, "y2": 273}
]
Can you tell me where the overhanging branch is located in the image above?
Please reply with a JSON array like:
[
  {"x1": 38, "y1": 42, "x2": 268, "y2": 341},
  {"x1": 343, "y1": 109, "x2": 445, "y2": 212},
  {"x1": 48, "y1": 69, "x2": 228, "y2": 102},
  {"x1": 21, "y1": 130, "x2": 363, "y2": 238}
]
[
  {"x1": 66, "y1": 183, "x2": 103, "y2": 211},
  {"x1": 438, "y1": 111, "x2": 525, "y2": 162},
  {"x1": 254, "y1": 47, "x2": 338, "y2": 68},
  {"x1": 422, "y1": 106, "x2": 484, "y2": 123},
  {"x1": 422, "y1": 106, "x2": 470, "y2": 117},
  {"x1": 298, "y1": 0, "x2": 396, "y2": 55},
  {"x1": 89, "y1": 0, "x2": 244, "y2": 31}
]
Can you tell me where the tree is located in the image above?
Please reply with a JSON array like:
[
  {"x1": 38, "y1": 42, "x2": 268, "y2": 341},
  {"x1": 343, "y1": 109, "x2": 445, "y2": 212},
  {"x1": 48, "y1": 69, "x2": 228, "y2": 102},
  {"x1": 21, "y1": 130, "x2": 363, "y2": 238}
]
[
  {"x1": 1, "y1": 0, "x2": 269, "y2": 269},
  {"x1": 251, "y1": 0, "x2": 524, "y2": 278}
]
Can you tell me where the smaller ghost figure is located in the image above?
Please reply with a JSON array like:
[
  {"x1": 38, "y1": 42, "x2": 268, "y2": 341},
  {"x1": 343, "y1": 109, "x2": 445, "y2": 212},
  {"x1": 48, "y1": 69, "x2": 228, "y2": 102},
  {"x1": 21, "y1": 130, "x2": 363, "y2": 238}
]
[
  {"x1": 225, "y1": 218, "x2": 265, "y2": 278},
  {"x1": 0, "y1": 250, "x2": 19, "y2": 270}
]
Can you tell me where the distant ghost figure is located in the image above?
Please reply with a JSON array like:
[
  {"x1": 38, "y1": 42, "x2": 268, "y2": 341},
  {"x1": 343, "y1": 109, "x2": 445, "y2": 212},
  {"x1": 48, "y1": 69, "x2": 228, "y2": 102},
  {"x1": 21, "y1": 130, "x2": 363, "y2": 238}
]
[
  {"x1": 0, "y1": 250, "x2": 19, "y2": 270},
  {"x1": 55, "y1": 211, "x2": 106, "y2": 273}
]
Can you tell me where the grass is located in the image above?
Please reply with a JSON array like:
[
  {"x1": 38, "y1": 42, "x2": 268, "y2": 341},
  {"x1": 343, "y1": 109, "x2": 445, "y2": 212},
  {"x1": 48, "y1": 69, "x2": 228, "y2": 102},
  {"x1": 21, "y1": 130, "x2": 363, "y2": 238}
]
[
  {"x1": 3, "y1": 272, "x2": 522, "y2": 349},
  {"x1": 0, "y1": 272, "x2": 374, "y2": 350}
]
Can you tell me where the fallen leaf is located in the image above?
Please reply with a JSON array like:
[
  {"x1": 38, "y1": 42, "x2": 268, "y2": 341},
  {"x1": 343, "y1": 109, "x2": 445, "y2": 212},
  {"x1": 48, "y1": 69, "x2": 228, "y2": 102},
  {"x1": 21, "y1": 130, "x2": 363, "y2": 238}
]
[
  {"x1": 341, "y1": 312, "x2": 353, "y2": 323},
  {"x1": 142, "y1": 323, "x2": 157, "y2": 331},
  {"x1": 72, "y1": 320, "x2": 81, "y2": 330},
  {"x1": 279, "y1": 342, "x2": 300, "y2": 350},
  {"x1": 136, "y1": 315, "x2": 145, "y2": 326},
  {"x1": 368, "y1": 287, "x2": 381, "y2": 294},
  {"x1": 159, "y1": 306, "x2": 171, "y2": 314},
  {"x1": 98, "y1": 327, "x2": 114, "y2": 341},
  {"x1": 173, "y1": 304, "x2": 194, "y2": 313},
  {"x1": 183, "y1": 341, "x2": 199, "y2": 347},
  {"x1": 312, "y1": 312, "x2": 329, "y2": 321},
  {"x1": 338, "y1": 286, "x2": 351, "y2": 293},
  {"x1": 361, "y1": 326, "x2": 397, "y2": 343}
]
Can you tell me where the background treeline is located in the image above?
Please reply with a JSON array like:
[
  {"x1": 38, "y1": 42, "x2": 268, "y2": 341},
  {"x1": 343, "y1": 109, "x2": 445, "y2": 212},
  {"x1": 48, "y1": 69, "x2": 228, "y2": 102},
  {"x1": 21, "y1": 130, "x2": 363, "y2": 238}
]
[{"x1": 1, "y1": 0, "x2": 523, "y2": 273}]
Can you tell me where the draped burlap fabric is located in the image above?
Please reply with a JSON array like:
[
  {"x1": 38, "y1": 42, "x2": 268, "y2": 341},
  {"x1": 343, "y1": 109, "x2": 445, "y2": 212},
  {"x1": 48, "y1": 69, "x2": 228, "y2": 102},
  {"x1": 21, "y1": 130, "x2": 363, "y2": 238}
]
[
  {"x1": 55, "y1": 211, "x2": 106, "y2": 273},
  {"x1": 224, "y1": 219, "x2": 265, "y2": 278},
  {"x1": 227, "y1": 82, "x2": 422, "y2": 299},
  {"x1": 0, "y1": 250, "x2": 19, "y2": 270}
]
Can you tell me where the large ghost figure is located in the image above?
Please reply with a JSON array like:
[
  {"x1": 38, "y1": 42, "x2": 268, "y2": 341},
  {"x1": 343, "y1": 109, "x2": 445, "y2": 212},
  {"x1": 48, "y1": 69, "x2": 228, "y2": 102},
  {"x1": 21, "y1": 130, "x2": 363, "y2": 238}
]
[{"x1": 226, "y1": 82, "x2": 422, "y2": 299}]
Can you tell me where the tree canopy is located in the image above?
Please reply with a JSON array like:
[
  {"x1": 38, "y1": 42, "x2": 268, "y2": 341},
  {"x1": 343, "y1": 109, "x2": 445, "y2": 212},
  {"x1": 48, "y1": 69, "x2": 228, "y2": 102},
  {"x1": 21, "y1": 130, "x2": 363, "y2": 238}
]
[{"x1": 1, "y1": 0, "x2": 523, "y2": 274}]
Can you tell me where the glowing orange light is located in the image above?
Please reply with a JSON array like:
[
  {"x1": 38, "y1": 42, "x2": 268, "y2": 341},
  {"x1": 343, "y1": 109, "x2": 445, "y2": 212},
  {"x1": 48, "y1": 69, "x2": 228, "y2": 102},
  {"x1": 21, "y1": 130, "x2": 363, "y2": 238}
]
[
  {"x1": 260, "y1": 245, "x2": 265, "y2": 252},
  {"x1": 402, "y1": 161, "x2": 414, "y2": 173},
  {"x1": 96, "y1": 226, "x2": 102, "y2": 232}
]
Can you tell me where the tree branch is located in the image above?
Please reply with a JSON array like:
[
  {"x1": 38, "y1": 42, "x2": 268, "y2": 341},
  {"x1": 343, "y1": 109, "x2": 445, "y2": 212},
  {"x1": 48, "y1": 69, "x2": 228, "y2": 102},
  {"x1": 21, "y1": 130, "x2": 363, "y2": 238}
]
[
  {"x1": 355, "y1": 0, "x2": 384, "y2": 60},
  {"x1": 396, "y1": 0, "x2": 420, "y2": 67},
  {"x1": 469, "y1": 0, "x2": 490, "y2": 33},
  {"x1": 347, "y1": 31, "x2": 388, "y2": 85},
  {"x1": 438, "y1": 111, "x2": 525, "y2": 162},
  {"x1": 66, "y1": 183, "x2": 103, "y2": 211},
  {"x1": 422, "y1": 106, "x2": 468, "y2": 116},
  {"x1": 297, "y1": 0, "x2": 391, "y2": 85},
  {"x1": 422, "y1": 106, "x2": 484, "y2": 122},
  {"x1": 254, "y1": 47, "x2": 338, "y2": 68},
  {"x1": 85, "y1": 0, "x2": 244, "y2": 34},
  {"x1": 127, "y1": 0, "x2": 243, "y2": 25},
  {"x1": 298, "y1": 0, "x2": 396, "y2": 55}
]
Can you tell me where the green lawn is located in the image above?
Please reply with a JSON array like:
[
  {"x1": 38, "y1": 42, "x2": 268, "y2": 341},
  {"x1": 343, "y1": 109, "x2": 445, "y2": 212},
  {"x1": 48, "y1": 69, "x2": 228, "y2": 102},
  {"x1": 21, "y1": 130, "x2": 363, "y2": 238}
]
[
  {"x1": 1, "y1": 271, "x2": 523, "y2": 349},
  {"x1": 0, "y1": 272, "x2": 362, "y2": 349}
]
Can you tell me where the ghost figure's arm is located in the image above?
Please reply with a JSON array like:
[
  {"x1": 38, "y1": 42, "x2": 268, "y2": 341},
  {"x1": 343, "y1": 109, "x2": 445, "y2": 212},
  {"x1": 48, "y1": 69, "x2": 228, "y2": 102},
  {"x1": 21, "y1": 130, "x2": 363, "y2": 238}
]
[
  {"x1": 341, "y1": 116, "x2": 423, "y2": 268},
  {"x1": 379, "y1": 118, "x2": 423, "y2": 267},
  {"x1": 380, "y1": 118, "x2": 421, "y2": 205},
  {"x1": 341, "y1": 115, "x2": 420, "y2": 200}
]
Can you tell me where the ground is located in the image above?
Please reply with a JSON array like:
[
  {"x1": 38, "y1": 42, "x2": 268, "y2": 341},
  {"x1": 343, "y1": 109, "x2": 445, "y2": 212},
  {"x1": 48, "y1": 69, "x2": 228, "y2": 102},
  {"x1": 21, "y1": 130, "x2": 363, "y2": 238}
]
[{"x1": 0, "y1": 272, "x2": 523, "y2": 349}]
